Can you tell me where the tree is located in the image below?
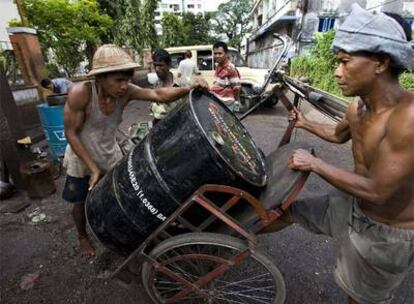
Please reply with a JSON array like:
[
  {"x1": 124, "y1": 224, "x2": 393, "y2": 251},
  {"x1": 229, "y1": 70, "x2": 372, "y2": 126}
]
[
  {"x1": 97, "y1": 0, "x2": 159, "y2": 52},
  {"x1": 161, "y1": 12, "x2": 212, "y2": 47},
  {"x1": 141, "y1": 0, "x2": 160, "y2": 50},
  {"x1": 161, "y1": 13, "x2": 185, "y2": 47},
  {"x1": 96, "y1": 0, "x2": 125, "y2": 43},
  {"x1": 211, "y1": 0, "x2": 254, "y2": 50},
  {"x1": 182, "y1": 12, "x2": 213, "y2": 45},
  {"x1": 117, "y1": 0, "x2": 144, "y2": 53},
  {"x1": 20, "y1": 0, "x2": 113, "y2": 76}
]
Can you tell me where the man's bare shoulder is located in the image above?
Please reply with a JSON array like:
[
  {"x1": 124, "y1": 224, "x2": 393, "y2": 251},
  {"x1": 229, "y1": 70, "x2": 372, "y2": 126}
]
[{"x1": 67, "y1": 81, "x2": 91, "y2": 110}]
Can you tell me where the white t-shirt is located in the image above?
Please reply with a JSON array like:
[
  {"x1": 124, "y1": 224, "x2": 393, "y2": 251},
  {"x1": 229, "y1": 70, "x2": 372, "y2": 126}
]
[{"x1": 177, "y1": 58, "x2": 199, "y2": 86}]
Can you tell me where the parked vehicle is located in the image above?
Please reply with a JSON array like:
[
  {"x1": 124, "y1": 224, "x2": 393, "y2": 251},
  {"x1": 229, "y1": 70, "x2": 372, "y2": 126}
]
[{"x1": 166, "y1": 45, "x2": 277, "y2": 112}]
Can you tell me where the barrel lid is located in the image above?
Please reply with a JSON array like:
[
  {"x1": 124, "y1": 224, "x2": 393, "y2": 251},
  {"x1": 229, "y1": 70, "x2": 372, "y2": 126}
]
[{"x1": 190, "y1": 91, "x2": 267, "y2": 187}]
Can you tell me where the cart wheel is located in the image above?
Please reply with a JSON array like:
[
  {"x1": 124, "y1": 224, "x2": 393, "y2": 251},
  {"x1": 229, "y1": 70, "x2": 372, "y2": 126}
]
[{"x1": 142, "y1": 232, "x2": 285, "y2": 304}]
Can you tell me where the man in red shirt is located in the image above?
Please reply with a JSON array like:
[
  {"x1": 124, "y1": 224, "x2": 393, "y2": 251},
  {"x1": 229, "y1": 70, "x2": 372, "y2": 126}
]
[{"x1": 211, "y1": 41, "x2": 241, "y2": 111}]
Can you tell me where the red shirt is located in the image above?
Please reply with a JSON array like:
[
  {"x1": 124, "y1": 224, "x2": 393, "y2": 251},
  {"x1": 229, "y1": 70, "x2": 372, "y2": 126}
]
[{"x1": 211, "y1": 60, "x2": 241, "y2": 105}]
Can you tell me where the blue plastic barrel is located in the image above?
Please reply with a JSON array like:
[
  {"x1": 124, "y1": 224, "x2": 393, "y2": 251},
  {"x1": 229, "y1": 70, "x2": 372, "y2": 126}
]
[{"x1": 36, "y1": 103, "x2": 67, "y2": 160}]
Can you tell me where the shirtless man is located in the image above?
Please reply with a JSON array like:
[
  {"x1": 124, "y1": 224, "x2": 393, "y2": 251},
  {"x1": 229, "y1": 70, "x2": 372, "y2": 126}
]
[
  {"x1": 62, "y1": 44, "x2": 207, "y2": 257},
  {"x1": 265, "y1": 5, "x2": 414, "y2": 304}
]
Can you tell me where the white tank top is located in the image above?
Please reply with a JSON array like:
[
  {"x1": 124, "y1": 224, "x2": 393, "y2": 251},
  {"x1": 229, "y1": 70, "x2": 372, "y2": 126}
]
[{"x1": 63, "y1": 80, "x2": 126, "y2": 177}]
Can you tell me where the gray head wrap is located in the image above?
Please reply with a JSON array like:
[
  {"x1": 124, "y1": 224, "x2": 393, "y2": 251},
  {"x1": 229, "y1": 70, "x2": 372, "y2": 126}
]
[{"x1": 332, "y1": 4, "x2": 414, "y2": 71}]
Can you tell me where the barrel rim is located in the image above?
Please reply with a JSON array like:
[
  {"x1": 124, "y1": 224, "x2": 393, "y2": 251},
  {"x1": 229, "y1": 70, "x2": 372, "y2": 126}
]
[{"x1": 188, "y1": 90, "x2": 268, "y2": 187}]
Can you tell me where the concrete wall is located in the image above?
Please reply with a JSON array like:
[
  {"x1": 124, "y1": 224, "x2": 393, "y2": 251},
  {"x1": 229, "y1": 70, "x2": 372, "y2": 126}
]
[{"x1": 247, "y1": 24, "x2": 291, "y2": 68}]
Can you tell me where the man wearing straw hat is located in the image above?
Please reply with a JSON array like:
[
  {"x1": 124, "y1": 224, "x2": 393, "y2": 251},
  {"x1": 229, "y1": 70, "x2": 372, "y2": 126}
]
[
  {"x1": 265, "y1": 5, "x2": 414, "y2": 304},
  {"x1": 62, "y1": 44, "x2": 208, "y2": 257}
]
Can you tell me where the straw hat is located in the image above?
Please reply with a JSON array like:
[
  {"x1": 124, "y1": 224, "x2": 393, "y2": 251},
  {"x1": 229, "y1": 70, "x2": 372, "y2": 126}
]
[{"x1": 88, "y1": 44, "x2": 140, "y2": 76}]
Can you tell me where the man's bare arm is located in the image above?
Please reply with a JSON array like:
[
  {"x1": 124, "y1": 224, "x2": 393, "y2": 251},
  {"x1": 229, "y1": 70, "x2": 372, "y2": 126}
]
[
  {"x1": 127, "y1": 81, "x2": 207, "y2": 104},
  {"x1": 289, "y1": 108, "x2": 414, "y2": 204},
  {"x1": 64, "y1": 84, "x2": 101, "y2": 188},
  {"x1": 291, "y1": 105, "x2": 352, "y2": 144}
]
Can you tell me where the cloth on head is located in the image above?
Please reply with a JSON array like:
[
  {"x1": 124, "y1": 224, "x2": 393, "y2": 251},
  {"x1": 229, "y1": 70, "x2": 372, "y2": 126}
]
[{"x1": 332, "y1": 3, "x2": 414, "y2": 71}]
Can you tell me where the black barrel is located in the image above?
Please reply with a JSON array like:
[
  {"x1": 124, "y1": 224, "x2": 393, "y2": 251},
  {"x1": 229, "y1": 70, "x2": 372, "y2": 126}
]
[{"x1": 86, "y1": 91, "x2": 267, "y2": 254}]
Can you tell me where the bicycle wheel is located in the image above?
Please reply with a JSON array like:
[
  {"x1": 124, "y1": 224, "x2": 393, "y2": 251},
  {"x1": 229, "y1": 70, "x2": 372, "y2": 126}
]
[{"x1": 142, "y1": 232, "x2": 286, "y2": 304}]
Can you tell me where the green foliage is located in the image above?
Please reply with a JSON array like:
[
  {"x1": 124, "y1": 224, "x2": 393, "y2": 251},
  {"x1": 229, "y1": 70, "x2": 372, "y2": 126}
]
[
  {"x1": 141, "y1": 0, "x2": 160, "y2": 50},
  {"x1": 45, "y1": 63, "x2": 61, "y2": 79},
  {"x1": 291, "y1": 30, "x2": 414, "y2": 95},
  {"x1": 161, "y1": 13, "x2": 185, "y2": 47},
  {"x1": 400, "y1": 72, "x2": 414, "y2": 90},
  {"x1": 97, "y1": 0, "x2": 159, "y2": 52},
  {"x1": 95, "y1": 0, "x2": 123, "y2": 43},
  {"x1": 8, "y1": 18, "x2": 23, "y2": 27},
  {"x1": 181, "y1": 13, "x2": 213, "y2": 45},
  {"x1": 211, "y1": 0, "x2": 254, "y2": 50},
  {"x1": 1, "y1": 50, "x2": 21, "y2": 84},
  {"x1": 117, "y1": 0, "x2": 144, "y2": 52},
  {"x1": 0, "y1": 51, "x2": 12, "y2": 75},
  {"x1": 291, "y1": 30, "x2": 343, "y2": 96},
  {"x1": 160, "y1": 12, "x2": 212, "y2": 48},
  {"x1": 21, "y1": 0, "x2": 113, "y2": 76}
]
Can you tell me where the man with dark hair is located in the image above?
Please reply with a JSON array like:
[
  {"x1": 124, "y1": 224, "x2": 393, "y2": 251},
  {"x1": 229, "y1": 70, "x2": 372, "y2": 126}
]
[
  {"x1": 177, "y1": 50, "x2": 200, "y2": 86},
  {"x1": 63, "y1": 45, "x2": 207, "y2": 257},
  {"x1": 211, "y1": 41, "x2": 241, "y2": 111},
  {"x1": 41, "y1": 77, "x2": 74, "y2": 94},
  {"x1": 264, "y1": 5, "x2": 414, "y2": 303},
  {"x1": 149, "y1": 49, "x2": 183, "y2": 123}
]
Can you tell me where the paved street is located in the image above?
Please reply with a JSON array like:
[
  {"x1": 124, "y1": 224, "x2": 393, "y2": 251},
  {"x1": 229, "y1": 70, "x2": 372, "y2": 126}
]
[
  {"x1": 119, "y1": 99, "x2": 414, "y2": 303},
  {"x1": 1, "y1": 99, "x2": 413, "y2": 303}
]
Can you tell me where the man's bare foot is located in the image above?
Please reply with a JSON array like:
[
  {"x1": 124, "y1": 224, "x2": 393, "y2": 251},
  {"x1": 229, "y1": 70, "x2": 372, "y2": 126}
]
[{"x1": 79, "y1": 236, "x2": 95, "y2": 258}]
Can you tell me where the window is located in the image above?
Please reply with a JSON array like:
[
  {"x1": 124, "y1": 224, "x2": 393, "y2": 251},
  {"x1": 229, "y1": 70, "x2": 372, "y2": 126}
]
[
  {"x1": 188, "y1": 4, "x2": 194, "y2": 9},
  {"x1": 170, "y1": 53, "x2": 185, "y2": 69},
  {"x1": 170, "y1": 4, "x2": 180, "y2": 11},
  {"x1": 257, "y1": 14, "x2": 263, "y2": 27},
  {"x1": 318, "y1": 17, "x2": 335, "y2": 32},
  {"x1": 197, "y1": 50, "x2": 213, "y2": 71}
]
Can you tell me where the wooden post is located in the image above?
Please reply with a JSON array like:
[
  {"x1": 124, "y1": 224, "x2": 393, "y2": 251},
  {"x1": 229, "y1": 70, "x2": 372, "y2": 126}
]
[{"x1": 0, "y1": 66, "x2": 33, "y2": 189}]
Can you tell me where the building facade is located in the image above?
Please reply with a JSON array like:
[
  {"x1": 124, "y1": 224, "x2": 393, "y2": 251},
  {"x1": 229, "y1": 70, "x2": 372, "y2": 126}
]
[
  {"x1": 247, "y1": 0, "x2": 414, "y2": 68},
  {"x1": 155, "y1": 0, "x2": 206, "y2": 35},
  {"x1": 0, "y1": 0, "x2": 19, "y2": 50}
]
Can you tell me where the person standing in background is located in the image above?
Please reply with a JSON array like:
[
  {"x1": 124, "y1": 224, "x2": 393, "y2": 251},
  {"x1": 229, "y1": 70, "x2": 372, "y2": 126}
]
[
  {"x1": 177, "y1": 50, "x2": 200, "y2": 87},
  {"x1": 150, "y1": 49, "x2": 184, "y2": 124},
  {"x1": 211, "y1": 41, "x2": 241, "y2": 111}
]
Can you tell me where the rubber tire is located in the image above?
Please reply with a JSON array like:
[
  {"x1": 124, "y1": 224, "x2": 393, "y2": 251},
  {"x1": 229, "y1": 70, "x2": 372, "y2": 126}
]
[
  {"x1": 141, "y1": 232, "x2": 286, "y2": 304},
  {"x1": 238, "y1": 85, "x2": 255, "y2": 113},
  {"x1": 263, "y1": 95, "x2": 279, "y2": 108}
]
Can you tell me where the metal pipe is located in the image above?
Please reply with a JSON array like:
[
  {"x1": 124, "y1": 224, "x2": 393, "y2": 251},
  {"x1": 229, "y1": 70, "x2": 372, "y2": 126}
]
[{"x1": 259, "y1": 34, "x2": 291, "y2": 95}]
